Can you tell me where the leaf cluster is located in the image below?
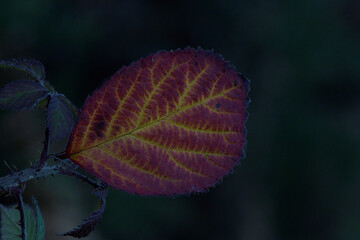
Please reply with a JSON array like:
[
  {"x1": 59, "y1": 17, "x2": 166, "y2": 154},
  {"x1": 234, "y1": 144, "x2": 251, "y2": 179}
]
[
  {"x1": 0, "y1": 59, "x2": 76, "y2": 142},
  {"x1": 0, "y1": 60, "x2": 107, "y2": 239}
]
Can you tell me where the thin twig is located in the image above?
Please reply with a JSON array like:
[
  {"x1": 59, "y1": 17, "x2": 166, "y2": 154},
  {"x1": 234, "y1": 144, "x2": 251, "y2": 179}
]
[{"x1": 0, "y1": 160, "x2": 69, "y2": 192}]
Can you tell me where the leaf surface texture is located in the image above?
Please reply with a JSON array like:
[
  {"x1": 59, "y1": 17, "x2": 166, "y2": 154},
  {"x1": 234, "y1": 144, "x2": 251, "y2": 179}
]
[{"x1": 67, "y1": 48, "x2": 249, "y2": 196}]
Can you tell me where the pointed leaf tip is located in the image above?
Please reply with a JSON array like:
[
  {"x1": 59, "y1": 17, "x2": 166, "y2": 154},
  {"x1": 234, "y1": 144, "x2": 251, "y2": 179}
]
[
  {"x1": 59, "y1": 185, "x2": 108, "y2": 238},
  {"x1": 0, "y1": 80, "x2": 49, "y2": 110},
  {"x1": 0, "y1": 59, "x2": 45, "y2": 82},
  {"x1": 67, "y1": 48, "x2": 250, "y2": 196}
]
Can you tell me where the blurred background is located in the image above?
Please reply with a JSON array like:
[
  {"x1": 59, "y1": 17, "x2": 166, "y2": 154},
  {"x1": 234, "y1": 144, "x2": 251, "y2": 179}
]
[{"x1": 0, "y1": 0, "x2": 359, "y2": 239}]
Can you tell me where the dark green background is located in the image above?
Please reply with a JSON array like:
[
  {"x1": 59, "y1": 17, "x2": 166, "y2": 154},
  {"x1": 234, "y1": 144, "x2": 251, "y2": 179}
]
[{"x1": 0, "y1": 0, "x2": 359, "y2": 239}]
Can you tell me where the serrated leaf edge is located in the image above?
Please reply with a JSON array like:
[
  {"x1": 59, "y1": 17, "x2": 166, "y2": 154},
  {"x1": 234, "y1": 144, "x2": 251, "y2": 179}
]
[
  {"x1": 0, "y1": 59, "x2": 45, "y2": 82},
  {"x1": 58, "y1": 185, "x2": 108, "y2": 238}
]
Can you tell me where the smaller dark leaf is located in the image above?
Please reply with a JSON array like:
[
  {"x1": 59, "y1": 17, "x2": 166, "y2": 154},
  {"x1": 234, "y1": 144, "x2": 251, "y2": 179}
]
[
  {"x1": 58, "y1": 94, "x2": 78, "y2": 120},
  {"x1": 0, "y1": 59, "x2": 45, "y2": 82},
  {"x1": 47, "y1": 94, "x2": 75, "y2": 142},
  {"x1": 0, "y1": 80, "x2": 49, "y2": 110},
  {"x1": 59, "y1": 184, "x2": 108, "y2": 238}
]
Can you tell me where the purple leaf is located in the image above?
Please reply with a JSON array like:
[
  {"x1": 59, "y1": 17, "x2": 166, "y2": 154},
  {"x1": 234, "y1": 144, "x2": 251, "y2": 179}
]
[
  {"x1": 0, "y1": 80, "x2": 49, "y2": 110},
  {"x1": 0, "y1": 59, "x2": 45, "y2": 82},
  {"x1": 59, "y1": 184, "x2": 108, "y2": 238}
]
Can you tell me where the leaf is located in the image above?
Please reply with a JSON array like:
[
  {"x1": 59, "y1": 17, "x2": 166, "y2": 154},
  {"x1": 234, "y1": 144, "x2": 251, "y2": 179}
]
[
  {"x1": 28, "y1": 198, "x2": 45, "y2": 240},
  {"x1": 0, "y1": 202, "x2": 45, "y2": 240},
  {"x1": 47, "y1": 94, "x2": 75, "y2": 142},
  {"x1": 0, "y1": 59, "x2": 45, "y2": 82},
  {"x1": 0, "y1": 80, "x2": 49, "y2": 110},
  {"x1": 66, "y1": 48, "x2": 250, "y2": 196},
  {"x1": 59, "y1": 184, "x2": 108, "y2": 238},
  {"x1": 58, "y1": 94, "x2": 78, "y2": 120},
  {"x1": 0, "y1": 204, "x2": 21, "y2": 240}
]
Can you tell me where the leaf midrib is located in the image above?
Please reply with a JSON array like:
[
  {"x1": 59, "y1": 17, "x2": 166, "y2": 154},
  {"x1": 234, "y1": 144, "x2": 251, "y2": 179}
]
[{"x1": 69, "y1": 86, "x2": 238, "y2": 156}]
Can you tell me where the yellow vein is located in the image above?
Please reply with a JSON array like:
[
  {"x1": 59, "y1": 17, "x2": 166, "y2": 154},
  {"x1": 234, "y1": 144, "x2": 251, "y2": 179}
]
[
  {"x1": 70, "y1": 85, "x2": 239, "y2": 155},
  {"x1": 130, "y1": 134, "x2": 234, "y2": 157},
  {"x1": 80, "y1": 90, "x2": 107, "y2": 149},
  {"x1": 209, "y1": 71, "x2": 225, "y2": 97},
  {"x1": 150, "y1": 58, "x2": 160, "y2": 88},
  {"x1": 222, "y1": 94, "x2": 242, "y2": 101},
  {"x1": 201, "y1": 103, "x2": 222, "y2": 114},
  {"x1": 166, "y1": 150, "x2": 212, "y2": 179},
  {"x1": 177, "y1": 64, "x2": 210, "y2": 107},
  {"x1": 205, "y1": 155, "x2": 228, "y2": 171},
  {"x1": 136, "y1": 61, "x2": 188, "y2": 127},
  {"x1": 83, "y1": 153, "x2": 160, "y2": 193},
  {"x1": 202, "y1": 103, "x2": 240, "y2": 115},
  {"x1": 105, "y1": 70, "x2": 142, "y2": 137},
  {"x1": 165, "y1": 119, "x2": 240, "y2": 134},
  {"x1": 94, "y1": 146, "x2": 175, "y2": 181}
]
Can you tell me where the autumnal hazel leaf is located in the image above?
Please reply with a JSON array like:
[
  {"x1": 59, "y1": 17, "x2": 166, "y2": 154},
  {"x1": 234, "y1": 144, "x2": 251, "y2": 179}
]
[
  {"x1": 47, "y1": 94, "x2": 75, "y2": 142},
  {"x1": 0, "y1": 59, "x2": 45, "y2": 82},
  {"x1": 66, "y1": 48, "x2": 249, "y2": 196},
  {"x1": 0, "y1": 80, "x2": 49, "y2": 110}
]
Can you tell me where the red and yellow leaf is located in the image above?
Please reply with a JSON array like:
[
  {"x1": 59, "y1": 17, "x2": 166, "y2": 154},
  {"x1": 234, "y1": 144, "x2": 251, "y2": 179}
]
[{"x1": 66, "y1": 48, "x2": 249, "y2": 196}]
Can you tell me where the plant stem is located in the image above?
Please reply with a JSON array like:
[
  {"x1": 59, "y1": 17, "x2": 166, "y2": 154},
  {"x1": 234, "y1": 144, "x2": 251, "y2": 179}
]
[
  {"x1": 0, "y1": 159, "x2": 103, "y2": 193},
  {"x1": 0, "y1": 160, "x2": 70, "y2": 192}
]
